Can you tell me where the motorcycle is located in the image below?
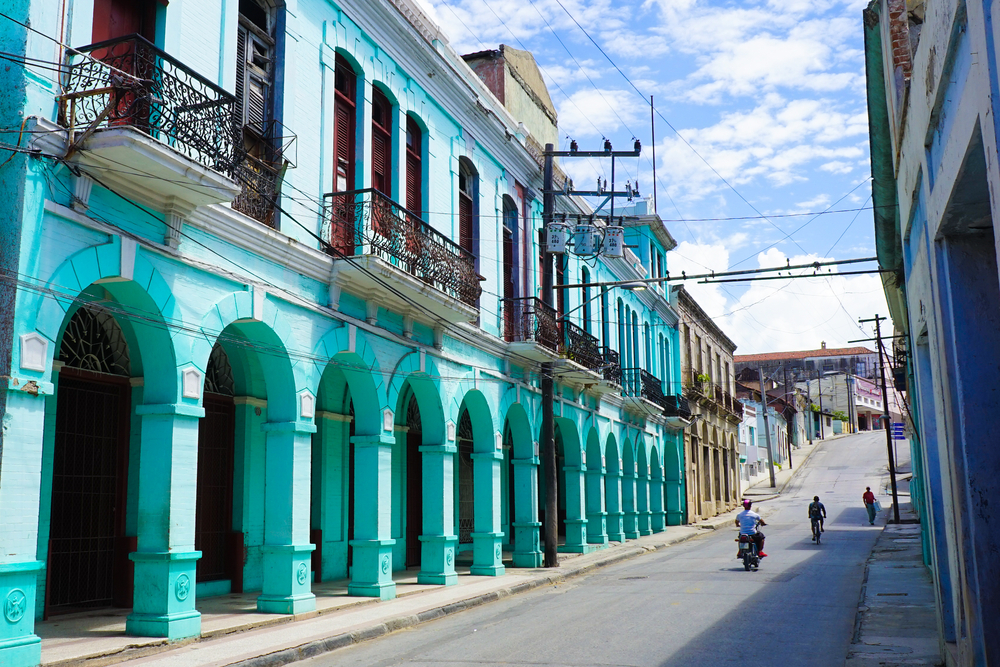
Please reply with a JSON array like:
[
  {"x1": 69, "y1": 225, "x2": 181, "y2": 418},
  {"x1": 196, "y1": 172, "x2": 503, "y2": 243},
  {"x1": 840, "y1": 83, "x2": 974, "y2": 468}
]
[{"x1": 737, "y1": 533, "x2": 761, "y2": 571}]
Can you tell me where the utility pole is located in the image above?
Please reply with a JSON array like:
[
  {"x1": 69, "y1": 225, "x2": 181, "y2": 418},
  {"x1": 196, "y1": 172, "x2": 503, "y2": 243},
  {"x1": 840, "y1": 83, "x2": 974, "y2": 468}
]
[
  {"x1": 540, "y1": 139, "x2": 640, "y2": 566},
  {"x1": 805, "y1": 372, "x2": 813, "y2": 443},
  {"x1": 817, "y1": 373, "x2": 825, "y2": 439},
  {"x1": 783, "y1": 366, "x2": 792, "y2": 470},
  {"x1": 861, "y1": 314, "x2": 901, "y2": 524},
  {"x1": 757, "y1": 362, "x2": 777, "y2": 488},
  {"x1": 541, "y1": 144, "x2": 558, "y2": 567}
]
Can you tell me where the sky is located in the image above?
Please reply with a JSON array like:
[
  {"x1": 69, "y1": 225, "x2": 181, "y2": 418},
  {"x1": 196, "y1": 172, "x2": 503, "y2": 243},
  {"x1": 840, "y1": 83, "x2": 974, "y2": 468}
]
[{"x1": 414, "y1": 0, "x2": 888, "y2": 355}]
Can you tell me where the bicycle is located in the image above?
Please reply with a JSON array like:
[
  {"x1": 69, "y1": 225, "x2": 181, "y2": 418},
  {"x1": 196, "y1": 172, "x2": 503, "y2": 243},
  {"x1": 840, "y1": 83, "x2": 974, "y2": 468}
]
[{"x1": 811, "y1": 517, "x2": 822, "y2": 544}]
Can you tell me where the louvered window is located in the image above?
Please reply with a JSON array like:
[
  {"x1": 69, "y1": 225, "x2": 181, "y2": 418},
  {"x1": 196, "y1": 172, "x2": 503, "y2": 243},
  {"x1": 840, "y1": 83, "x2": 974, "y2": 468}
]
[
  {"x1": 458, "y1": 163, "x2": 475, "y2": 255},
  {"x1": 235, "y1": 3, "x2": 273, "y2": 136},
  {"x1": 371, "y1": 88, "x2": 392, "y2": 196},
  {"x1": 405, "y1": 116, "x2": 422, "y2": 215}
]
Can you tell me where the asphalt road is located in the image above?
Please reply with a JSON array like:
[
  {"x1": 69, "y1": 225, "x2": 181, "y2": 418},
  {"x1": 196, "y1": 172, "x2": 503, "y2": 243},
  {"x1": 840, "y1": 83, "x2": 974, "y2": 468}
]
[{"x1": 306, "y1": 431, "x2": 900, "y2": 667}]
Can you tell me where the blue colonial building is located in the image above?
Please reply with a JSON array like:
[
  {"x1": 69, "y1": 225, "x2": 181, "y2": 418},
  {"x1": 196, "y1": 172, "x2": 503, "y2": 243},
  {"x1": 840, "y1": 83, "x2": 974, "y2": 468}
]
[{"x1": 0, "y1": 1, "x2": 688, "y2": 664}]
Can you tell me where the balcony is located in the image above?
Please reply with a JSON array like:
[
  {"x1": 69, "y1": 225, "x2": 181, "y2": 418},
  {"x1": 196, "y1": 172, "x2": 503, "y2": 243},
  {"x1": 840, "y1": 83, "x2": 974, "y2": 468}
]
[
  {"x1": 501, "y1": 297, "x2": 561, "y2": 362},
  {"x1": 59, "y1": 35, "x2": 241, "y2": 212},
  {"x1": 622, "y1": 368, "x2": 666, "y2": 417},
  {"x1": 553, "y1": 322, "x2": 617, "y2": 390},
  {"x1": 324, "y1": 189, "x2": 482, "y2": 323},
  {"x1": 601, "y1": 348, "x2": 622, "y2": 387},
  {"x1": 663, "y1": 395, "x2": 692, "y2": 419},
  {"x1": 232, "y1": 121, "x2": 296, "y2": 227}
]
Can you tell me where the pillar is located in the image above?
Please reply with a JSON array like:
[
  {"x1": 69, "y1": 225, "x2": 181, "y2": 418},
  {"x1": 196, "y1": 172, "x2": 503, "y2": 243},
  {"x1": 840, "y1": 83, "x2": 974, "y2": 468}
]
[
  {"x1": 349, "y1": 434, "x2": 396, "y2": 599},
  {"x1": 418, "y1": 442, "x2": 458, "y2": 585},
  {"x1": 470, "y1": 449, "x2": 504, "y2": 576},
  {"x1": 622, "y1": 470, "x2": 639, "y2": 539},
  {"x1": 313, "y1": 413, "x2": 350, "y2": 581},
  {"x1": 560, "y1": 462, "x2": 589, "y2": 552},
  {"x1": 585, "y1": 465, "x2": 608, "y2": 545},
  {"x1": 510, "y1": 454, "x2": 542, "y2": 567},
  {"x1": 637, "y1": 468, "x2": 651, "y2": 536},
  {"x1": 650, "y1": 469, "x2": 666, "y2": 533},
  {"x1": 127, "y1": 403, "x2": 204, "y2": 639},
  {"x1": 256, "y1": 421, "x2": 316, "y2": 614},
  {"x1": 605, "y1": 469, "x2": 625, "y2": 542},
  {"x1": 0, "y1": 387, "x2": 50, "y2": 667}
]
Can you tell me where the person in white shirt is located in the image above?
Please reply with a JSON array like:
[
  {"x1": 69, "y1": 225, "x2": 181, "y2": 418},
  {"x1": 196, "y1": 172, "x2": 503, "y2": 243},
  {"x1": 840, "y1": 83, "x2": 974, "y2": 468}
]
[{"x1": 735, "y1": 499, "x2": 767, "y2": 558}]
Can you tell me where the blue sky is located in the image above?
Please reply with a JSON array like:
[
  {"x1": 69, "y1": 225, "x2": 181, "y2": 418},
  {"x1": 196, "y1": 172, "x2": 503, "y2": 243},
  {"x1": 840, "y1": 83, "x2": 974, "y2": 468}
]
[{"x1": 416, "y1": 0, "x2": 888, "y2": 354}]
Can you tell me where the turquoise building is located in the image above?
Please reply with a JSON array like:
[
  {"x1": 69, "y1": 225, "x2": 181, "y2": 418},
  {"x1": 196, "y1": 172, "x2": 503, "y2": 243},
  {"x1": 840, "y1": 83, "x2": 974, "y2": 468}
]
[{"x1": 0, "y1": 1, "x2": 686, "y2": 665}]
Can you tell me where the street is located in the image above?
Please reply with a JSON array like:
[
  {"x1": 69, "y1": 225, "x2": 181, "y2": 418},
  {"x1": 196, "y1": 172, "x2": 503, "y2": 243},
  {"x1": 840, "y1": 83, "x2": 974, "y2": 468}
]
[{"x1": 306, "y1": 431, "x2": 898, "y2": 667}]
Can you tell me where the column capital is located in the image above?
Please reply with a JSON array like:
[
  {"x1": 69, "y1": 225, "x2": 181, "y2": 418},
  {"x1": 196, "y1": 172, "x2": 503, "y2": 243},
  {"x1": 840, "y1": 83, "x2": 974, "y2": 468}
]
[
  {"x1": 351, "y1": 433, "x2": 396, "y2": 448},
  {"x1": 470, "y1": 451, "x2": 504, "y2": 461},
  {"x1": 136, "y1": 403, "x2": 205, "y2": 418},
  {"x1": 5, "y1": 377, "x2": 54, "y2": 396},
  {"x1": 419, "y1": 443, "x2": 458, "y2": 454}
]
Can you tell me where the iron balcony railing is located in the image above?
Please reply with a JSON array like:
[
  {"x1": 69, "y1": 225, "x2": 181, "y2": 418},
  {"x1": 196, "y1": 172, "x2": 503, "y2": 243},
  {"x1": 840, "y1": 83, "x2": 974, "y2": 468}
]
[
  {"x1": 622, "y1": 368, "x2": 666, "y2": 408},
  {"x1": 561, "y1": 321, "x2": 602, "y2": 370},
  {"x1": 60, "y1": 34, "x2": 239, "y2": 175},
  {"x1": 602, "y1": 347, "x2": 622, "y2": 386},
  {"x1": 502, "y1": 297, "x2": 559, "y2": 352},
  {"x1": 232, "y1": 120, "x2": 296, "y2": 227},
  {"x1": 324, "y1": 188, "x2": 482, "y2": 306},
  {"x1": 663, "y1": 394, "x2": 692, "y2": 419}
]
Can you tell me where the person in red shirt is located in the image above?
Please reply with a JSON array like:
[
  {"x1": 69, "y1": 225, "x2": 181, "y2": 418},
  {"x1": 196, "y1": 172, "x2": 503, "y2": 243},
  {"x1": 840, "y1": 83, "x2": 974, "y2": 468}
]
[{"x1": 863, "y1": 487, "x2": 877, "y2": 525}]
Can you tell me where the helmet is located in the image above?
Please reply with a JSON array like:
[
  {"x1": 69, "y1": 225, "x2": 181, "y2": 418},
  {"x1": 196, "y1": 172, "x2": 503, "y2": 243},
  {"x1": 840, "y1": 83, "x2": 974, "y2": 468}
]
[
  {"x1": 813, "y1": 496, "x2": 820, "y2": 502},
  {"x1": 742, "y1": 499, "x2": 752, "y2": 510}
]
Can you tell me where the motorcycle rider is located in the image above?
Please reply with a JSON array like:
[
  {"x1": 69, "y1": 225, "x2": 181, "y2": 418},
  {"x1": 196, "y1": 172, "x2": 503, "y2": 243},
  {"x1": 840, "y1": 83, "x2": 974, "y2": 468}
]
[
  {"x1": 808, "y1": 495, "x2": 827, "y2": 539},
  {"x1": 735, "y1": 499, "x2": 767, "y2": 558}
]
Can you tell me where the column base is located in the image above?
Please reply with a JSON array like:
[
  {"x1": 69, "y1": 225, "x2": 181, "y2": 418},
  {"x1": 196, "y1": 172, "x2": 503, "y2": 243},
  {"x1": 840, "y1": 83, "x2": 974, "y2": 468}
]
[
  {"x1": 586, "y1": 512, "x2": 608, "y2": 545},
  {"x1": 511, "y1": 521, "x2": 541, "y2": 568},
  {"x1": 349, "y1": 539, "x2": 396, "y2": 600},
  {"x1": 651, "y1": 512, "x2": 666, "y2": 533},
  {"x1": 511, "y1": 551, "x2": 544, "y2": 568},
  {"x1": 127, "y1": 551, "x2": 201, "y2": 640},
  {"x1": 0, "y1": 635, "x2": 41, "y2": 667},
  {"x1": 257, "y1": 544, "x2": 316, "y2": 615},
  {"x1": 0, "y1": 561, "x2": 44, "y2": 667},
  {"x1": 562, "y1": 519, "x2": 589, "y2": 552},
  {"x1": 470, "y1": 532, "x2": 505, "y2": 576},
  {"x1": 418, "y1": 534, "x2": 458, "y2": 586}
]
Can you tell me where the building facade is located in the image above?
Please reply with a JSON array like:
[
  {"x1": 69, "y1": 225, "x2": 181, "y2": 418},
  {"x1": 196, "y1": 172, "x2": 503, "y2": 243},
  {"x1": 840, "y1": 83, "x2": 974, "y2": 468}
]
[
  {"x1": 0, "y1": 2, "x2": 688, "y2": 665},
  {"x1": 673, "y1": 286, "x2": 741, "y2": 521},
  {"x1": 865, "y1": 0, "x2": 1000, "y2": 663},
  {"x1": 734, "y1": 344, "x2": 879, "y2": 381}
]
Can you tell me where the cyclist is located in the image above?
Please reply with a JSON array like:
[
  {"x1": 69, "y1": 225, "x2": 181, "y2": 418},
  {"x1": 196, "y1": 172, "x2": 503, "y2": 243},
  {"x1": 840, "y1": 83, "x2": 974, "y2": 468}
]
[
  {"x1": 808, "y1": 495, "x2": 826, "y2": 540},
  {"x1": 735, "y1": 499, "x2": 767, "y2": 558}
]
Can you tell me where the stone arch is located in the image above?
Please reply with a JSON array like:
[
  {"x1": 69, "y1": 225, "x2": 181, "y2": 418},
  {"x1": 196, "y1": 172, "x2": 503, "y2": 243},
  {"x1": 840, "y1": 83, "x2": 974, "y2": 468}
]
[
  {"x1": 387, "y1": 351, "x2": 445, "y2": 445},
  {"x1": 312, "y1": 325, "x2": 386, "y2": 436},
  {"x1": 34, "y1": 238, "x2": 180, "y2": 403}
]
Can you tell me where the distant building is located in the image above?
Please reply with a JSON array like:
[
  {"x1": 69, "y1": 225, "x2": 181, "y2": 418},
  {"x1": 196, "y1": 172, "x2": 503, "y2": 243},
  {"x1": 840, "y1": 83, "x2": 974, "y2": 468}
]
[
  {"x1": 734, "y1": 343, "x2": 879, "y2": 380},
  {"x1": 673, "y1": 286, "x2": 741, "y2": 522}
]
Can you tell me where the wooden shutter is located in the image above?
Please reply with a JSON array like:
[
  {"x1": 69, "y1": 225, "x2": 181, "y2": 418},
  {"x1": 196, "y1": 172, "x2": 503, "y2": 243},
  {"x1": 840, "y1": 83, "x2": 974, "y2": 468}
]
[
  {"x1": 372, "y1": 131, "x2": 389, "y2": 195},
  {"x1": 406, "y1": 153, "x2": 420, "y2": 215},
  {"x1": 503, "y1": 228, "x2": 514, "y2": 300},
  {"x1": 235, "y1": 26, "x2": 248, "y2": 127},
  {"x1": 459, "y1": 194, "x2": 473, "y2": 253}
]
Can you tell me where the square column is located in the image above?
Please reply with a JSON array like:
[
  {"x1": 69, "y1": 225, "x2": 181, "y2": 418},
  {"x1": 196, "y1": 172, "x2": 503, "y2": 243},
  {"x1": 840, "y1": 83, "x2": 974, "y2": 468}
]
[
  {"x1": 585, "y1": 467, "x2": 608, "y2": 545},
  {"x1": 418, "y1": 443, "x2": 458, "y2": 585},
  {"x1": 0, "y1": 388, "x2": 51, "y2": 667},
  {"x1": 560, "y1": 464, "x2": 590, "y2": 553},
  {"x1": 349, "y1": 434, "x2": 396, "y2": 599},
  {"x1": 511, "y1": 456, "x2": 542, "y2": 567},
  {"x1": 637, "y1": 474, "x2": 652, "y2": 536},
  {"x1": 650, "y1": 474, "x2": 666, "y2": 533},
  {"x1": 605, "y1": 471, "x2": 625, "y2": 542},
  {"x1": 256, "y1": 421, "x2": 317, "y2": 615},
  {"x1": 470, "y1": 451, "x2": 504, "y2": 576},
  {"x1": 622, "y1": 472, "x2": 639, "y2": 539},
  {"x1": 127, "y1": 403, "x2": 204, "y2": 640}
]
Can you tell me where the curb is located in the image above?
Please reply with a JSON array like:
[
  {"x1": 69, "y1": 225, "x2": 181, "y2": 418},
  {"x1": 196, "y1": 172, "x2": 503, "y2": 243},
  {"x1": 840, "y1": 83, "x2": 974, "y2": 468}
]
[{"x1": 225, "y1": 529, "x2": 711, "y2": 667}]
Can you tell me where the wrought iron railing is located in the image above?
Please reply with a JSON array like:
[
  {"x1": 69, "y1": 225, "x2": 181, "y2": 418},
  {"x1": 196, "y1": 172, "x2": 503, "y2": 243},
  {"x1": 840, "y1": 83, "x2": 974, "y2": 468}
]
[
  {"x1": 602, "y1": 347, "x2": 622, "y2": 386},
  {"x1": 323, "y1": 188, "x2": 482, "y2": 305},
  {"x1": 622, "y1": 368, "x2": 666, "y2": 408},
  {"x1": 502, "y1": 297, "x2": 558, "y2": 352},
  {"x1": 663, "y1": 394, "x2": 692, "y2": 418},
  {"x1": 561, "y1": 321, "x2": 602, "y2": 370},
  {"x1": 60, "y1": 35, "x2": 238, "y2": 175},
  {"x1": 232, "y1": 120, "x2": 296, "y2": 227}
]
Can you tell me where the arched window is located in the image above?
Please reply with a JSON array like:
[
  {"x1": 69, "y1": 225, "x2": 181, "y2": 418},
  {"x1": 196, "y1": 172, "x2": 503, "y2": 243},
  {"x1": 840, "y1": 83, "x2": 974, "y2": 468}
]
[
  {"x1": 617, "y1": 298, "x2": 625, "y2": 364},
  {"x1": 371, "y1": 86, "x2": 392, "y2": 196},
  {"x1": 405, "y1": 115, "x2": 422, "y2": 215},
  {"x1": 644, "y1": 322, "x2": 651, "y2": 374},
  {"x1": 632, "y1": 311, "x2": 640, "y2": 373}
]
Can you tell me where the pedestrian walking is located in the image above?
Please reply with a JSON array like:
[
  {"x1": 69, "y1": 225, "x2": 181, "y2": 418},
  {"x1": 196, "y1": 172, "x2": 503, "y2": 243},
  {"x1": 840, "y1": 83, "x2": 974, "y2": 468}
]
[{"x1": 863, "y1": 486, "x2": 877, "y2": 525}]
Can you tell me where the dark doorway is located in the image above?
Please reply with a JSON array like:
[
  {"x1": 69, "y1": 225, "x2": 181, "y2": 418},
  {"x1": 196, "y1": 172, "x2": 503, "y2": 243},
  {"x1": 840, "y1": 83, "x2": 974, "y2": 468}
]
[
  {"x1": 457, "y1": 411, "x2": 474, "y2": 546},
  {"x1": 196, "y1": 344, "x2": 237, "y2": 585},
  {"x1": 405, "y1": 394, "x2": 423, "y2": 568},
  {"x1": 92, "y1": 0, "x2": 157, "y2": 42},
  {"x1": 48, "y1": 305, "x2": 133, "y2": 615}
]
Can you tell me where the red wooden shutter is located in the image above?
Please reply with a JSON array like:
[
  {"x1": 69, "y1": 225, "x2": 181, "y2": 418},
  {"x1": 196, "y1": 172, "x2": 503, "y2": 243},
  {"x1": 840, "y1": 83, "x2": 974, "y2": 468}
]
[{"x1": 372, "y1": 131, "x2": 389, "y2": 195}]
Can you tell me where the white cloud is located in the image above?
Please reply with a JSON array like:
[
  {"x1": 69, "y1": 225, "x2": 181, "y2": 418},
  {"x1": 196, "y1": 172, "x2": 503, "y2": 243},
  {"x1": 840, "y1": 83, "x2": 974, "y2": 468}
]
[{"x1": 556, "y1": 87, "x2": 648, "y2": 138}]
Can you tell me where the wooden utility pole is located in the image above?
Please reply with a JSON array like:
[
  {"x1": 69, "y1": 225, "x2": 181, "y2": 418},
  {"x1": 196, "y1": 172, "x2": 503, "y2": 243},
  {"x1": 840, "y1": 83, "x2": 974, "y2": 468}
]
[
  {"x1": 757, "y1": 362, "x2": 777, "y2": 488},
  {"x1": 541, "y1": 144, "x2": 557, "y2": 567},
  {"x1": 860, "y1": 314, "x2": 901, "y2": 523}
]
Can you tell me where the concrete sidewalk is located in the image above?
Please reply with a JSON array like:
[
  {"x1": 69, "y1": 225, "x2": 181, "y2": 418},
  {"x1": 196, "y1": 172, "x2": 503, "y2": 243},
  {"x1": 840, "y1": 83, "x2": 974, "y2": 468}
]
[
  {"x1": 845, "y1": 502, "x2": 942, "y2": 667},
  {"x1": 39, "y1": 513, "x2": 743, "y2": 667}
]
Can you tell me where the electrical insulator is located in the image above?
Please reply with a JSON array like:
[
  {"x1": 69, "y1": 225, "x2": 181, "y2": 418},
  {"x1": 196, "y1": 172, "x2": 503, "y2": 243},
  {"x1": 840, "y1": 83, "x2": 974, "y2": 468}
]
[
  {"x1": 570, "y1": 139, "x2": 578, "y2": 153},
  {"x1": 603, "y1": 179, "x2": 608, "y2": 192},
  {"x1": 634, "y1": 139, "x2": 641, "y2": 152},
  {"x1": 634, "y1": 181, "x2": 640, "y2": 197},
  {"x1": 604, "y1": 225, "x2": 624, "y2": 258},
  {"x1": 604, "y1": 138, "x2": 612, "y2": 153}
]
